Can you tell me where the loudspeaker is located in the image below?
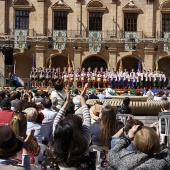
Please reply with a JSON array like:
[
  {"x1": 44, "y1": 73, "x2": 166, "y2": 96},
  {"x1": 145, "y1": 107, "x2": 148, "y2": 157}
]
[{"x1": 4, "y1": 47, "x2": 13, "y2": 65}]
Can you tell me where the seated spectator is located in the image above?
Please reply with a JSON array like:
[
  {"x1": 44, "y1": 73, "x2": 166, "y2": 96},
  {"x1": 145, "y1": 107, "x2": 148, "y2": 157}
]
[
  {"x1": 105, "y1": 85, "x2": 116, "y2": 98},
  {"x1": 0, "y1": 98, "x2": 15, "y2": 125},
  {"x1": 24, "y1": 107, "x2": 48, "y2": 144},
  {"x1": 41, "y1": 98, "x2": 57, "y2": 132},
  {"x1": 109, "y1": 119, "x2": 144, "y2": 151},
  {"x1": 10, "y1": 113, "x2": 40, "y2": 164},
  {"x1": 117, "y1": 97, "x2": 131, "y2": 114},
  {"x1": 0, "y1": 125, "x2": 34, "y2": 170},
  {"x1": 88, "y1": 90, "x2": 99, "y2": 99},
  {"x1": 143, "y1": 89, "x2": 154, "y2": 100},
  {"x1": 91, "y1": 104, "x2": 118, "y2": 146},
  {"x1": 51, "y1": 82, "x2": 66, "y2": 109},
  {"x1": 11, "y1": 91, "x2": 21, "y2": 110},
  {"x1": 97, "y1": 89, "x2": 106, "y2": 99},
  {"x1": 153, "y1": 92, "x2": 163, "y2": 100},
  {"x1": 122, "y1": 89, "x2": 130, "y2": 96},
  {"x1": 108, "y1": 125, "x2": 170, "y2": 169},
  {"x1": 47, "y1": 83, "x2": 92, "y2": 169}
]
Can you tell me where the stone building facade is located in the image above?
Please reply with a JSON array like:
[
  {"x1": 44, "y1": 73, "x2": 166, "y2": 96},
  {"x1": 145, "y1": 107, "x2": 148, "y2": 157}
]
[{"x1": 0, "y1": 0, "x2": 170, "y2": 85}]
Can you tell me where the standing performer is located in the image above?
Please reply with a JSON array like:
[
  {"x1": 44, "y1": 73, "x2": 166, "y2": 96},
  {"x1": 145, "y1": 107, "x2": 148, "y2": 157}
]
[
  {"x1": 34, "y1": 68, "x2": 39, "y2": 87},
  {"x1": 30, "y1": 67, "x2": 35, "y2": 87},
  {"x1": 75, "y1": 68, "x2": 81, "y2": 88},
  {"x1": 103, "y1": 70, "x2": 108, "y2": 88},
  {"x1": 92, "y1": 69, "x2": 97, "y2": 88},
  {"x1": 62, "y1": 67, "x2": 68, "y2": 87},
  {"x1": 97, "y1": 70, "x2": 103, "y2": 88},
  {"x1": 87, "y1": 67, "x2": 92, "y2": 87},
  {"x1": 130, "y1": 71, "x2": 135, "y2": 88},
  {"x1": 53, "y1": 68, "x2": 59, "y2": 84},
  {"x1": 119, "y1": 69, "x2": 124, "y2": 88},
  {"x1": 68, "y1": 67, "x2": 74, "y2": 87},
  {"x1": 47, "y1": 68, "x2": 52, "y2": 87},
  {"x1": 81, "y1": 67, "x2": 86, "y2": 87},
  {"x1": 161, "y1": 71, "x2": 166, "y2": 89},
  {"x1": 143, "y1": 70, "x2": 148, "y2": 89},
  {"x1": 137, "y1": 69, "x2": 143, "y2": 88},
  {"x1": 39, "y1": 67, "x2": 45, "y2": 87},
  {"x1": 57, "y1": 67, "x2": 62, "y2": 83}
]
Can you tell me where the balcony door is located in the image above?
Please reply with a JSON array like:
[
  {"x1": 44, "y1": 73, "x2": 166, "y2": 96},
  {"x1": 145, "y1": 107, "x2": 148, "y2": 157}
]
[
  {"x1": 162, "y1": 14, "x2": 170, "y2": 32},
  {"x1": 54, "y1": 11, "x2": 67, "y2": 30},
  {"x1": 124, "y1": 13, "x2": 137, "y2": 32},
  {"x1": 89, "y1": 12, "x2": 102, "y2": 31}
]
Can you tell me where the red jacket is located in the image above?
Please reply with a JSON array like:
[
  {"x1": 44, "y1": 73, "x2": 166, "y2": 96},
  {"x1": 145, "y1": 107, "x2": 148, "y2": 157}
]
[{"x1": 0, "y1": 110, "x2": 15, "y2": 125}]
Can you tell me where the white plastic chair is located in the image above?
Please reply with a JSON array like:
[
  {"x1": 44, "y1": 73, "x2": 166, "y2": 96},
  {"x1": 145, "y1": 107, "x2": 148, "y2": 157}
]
[
  {"x1": 117, "y1": 114, "x2": 134, "y2": 125},
  {"x1": 88, "y1": 145, "x2": 108, "y2": 169},
  {"x1": 159, "y1": 115, "x2": 170, "y2": 147}
]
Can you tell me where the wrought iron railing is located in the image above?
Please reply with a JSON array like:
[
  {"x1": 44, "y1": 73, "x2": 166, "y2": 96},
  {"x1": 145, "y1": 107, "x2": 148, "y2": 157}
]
[
  {"x1": 8, "y1": 29, "x2": 36, "y2": 36},
  {"x1": 47, "y1": 29, "x2": 144, "y2": 39}
]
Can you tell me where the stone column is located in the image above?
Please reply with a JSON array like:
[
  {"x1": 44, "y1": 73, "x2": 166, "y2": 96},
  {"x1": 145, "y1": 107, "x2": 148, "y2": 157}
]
[
  {"x1": 145, "y1": 1, "x2": 154, "y2": 37},
  {"x1": 0, "y1": 0, "x2": 6, "y2": 34},
  {"x1": 144, "y1": 48, "x2": 155, "y2": 71},
  {"x1": 35, "y1": 46, "x2": 46, "y2": 68},
  {"x1": 108, "y1": 48, "x2": 117, "y2": 71}
]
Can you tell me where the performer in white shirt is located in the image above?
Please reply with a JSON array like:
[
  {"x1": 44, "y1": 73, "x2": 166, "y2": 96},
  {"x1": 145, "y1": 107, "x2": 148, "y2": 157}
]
[
  {"x1": 161, "y1": 71, "x2": 166, "y2": 89},
  {"x1": 92, "y1": 70, "x2": 97, "y2": 88},
  {"x1": 62, "y1": 67, "x2": 68, "y2": 88},
  {"x1": 97, "y1": 70, "x2": 103, "y2": 88},
  {"x1": 81, "y1": 67, "x2": 86, "y2": 87},
  {"x1": 68, "y1": 67, "x2": 74, "y2": 87},
  {"x1": 75, "y1": 67, "x2": 81, "y2": 88},
  {"x1": 103, "y1": 71, "x2": 108, "y2": 88},
  {"x1": 87, "y1": 67, "x2": 92, "y2": 87}
]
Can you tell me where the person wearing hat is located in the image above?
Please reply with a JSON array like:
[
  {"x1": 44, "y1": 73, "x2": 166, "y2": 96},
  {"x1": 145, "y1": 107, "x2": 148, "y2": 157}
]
[
  {"x1": 0, "y1": 126, "x2": 34, "y2": 170},
  {"x1": 0, "y1": 98, "x2": 15, "y2": 125}
]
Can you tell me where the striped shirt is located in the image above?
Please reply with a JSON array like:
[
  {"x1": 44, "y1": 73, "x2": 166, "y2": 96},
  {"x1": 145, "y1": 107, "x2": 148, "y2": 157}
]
[{"x1": 53, "y1": 105, "x2": 91, "y2": 155}]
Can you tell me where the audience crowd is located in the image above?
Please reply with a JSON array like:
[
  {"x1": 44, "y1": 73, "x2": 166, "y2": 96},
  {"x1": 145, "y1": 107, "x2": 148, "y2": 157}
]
[{"x1": 0, "y1": 83, "x2": 170, "y2": 170}]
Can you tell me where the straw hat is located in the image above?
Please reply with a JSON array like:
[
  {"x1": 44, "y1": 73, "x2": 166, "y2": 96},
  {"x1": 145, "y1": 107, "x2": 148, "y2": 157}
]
[{"x1": 90, "y1": 104, "x2": 102, "y2": 121}]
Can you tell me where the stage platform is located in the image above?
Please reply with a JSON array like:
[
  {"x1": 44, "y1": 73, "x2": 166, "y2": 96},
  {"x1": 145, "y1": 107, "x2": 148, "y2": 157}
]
[{"x1": 2, "y1": 87, "x2": 170, "y2": 95}]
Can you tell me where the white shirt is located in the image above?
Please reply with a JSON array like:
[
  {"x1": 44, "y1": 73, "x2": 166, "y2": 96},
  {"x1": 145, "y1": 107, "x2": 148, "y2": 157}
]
[
  {"x1": 51, "y1": 90, "x2": 66, "y2": 107},
  {"x1": 105, "y1": 88, "x2": 115, "y2": 98}
]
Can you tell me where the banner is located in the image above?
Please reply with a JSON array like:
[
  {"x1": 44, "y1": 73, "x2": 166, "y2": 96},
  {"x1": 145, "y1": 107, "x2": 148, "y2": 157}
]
[
  {"x1": 155, "y1": 56, "x2": 158, "y2": 72},
  {"x1": 53, "y1": 30, "x2": 66, "y2": 50},
  {"x1": 14, "y1": 56, "x2": 16, "y2": 74},
  {"x1": 14, "y1": 29, "x2": 28, "y2": 49},
  {"x1": 164, "y1": 32, "x2": 170, "y2": 52},
  {"x1": 89, "y1": 31, "x2": 102, "y2": 52},
  {"x1": 49, "y1": 56, "x2": 52, "y2": 68},
  {"x1": 125, "y1": 32, "x2": 138, "y2": 51},
  {"x1": 119, "y1": 56, "x2": 123, "y2": 71},
  {"x1": 67, "y1": 55, "x2": 71, "y2": 73},
  {"x1": 138, "y1": 55, "x2": 142, "y2": 71}
]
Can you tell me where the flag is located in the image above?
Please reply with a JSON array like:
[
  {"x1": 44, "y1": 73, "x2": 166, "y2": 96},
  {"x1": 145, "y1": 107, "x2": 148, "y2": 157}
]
[
  {"x1": 33, "y1": 54, "x2": 36, "y2": 68},
  {"x1": 119, "y1": 56, "x2": 123, "y2": 71},
  {"x1": 13, "y1": 56, "x2": 16, "y2": 74},
  {"x1": 155, "y1": 56, "x2": 158, "y2": 71},
  {"x1": 138, "y1": 55, "x2": 142, "y2": 71},
  {"x1": 49, "y1": 56, "x2": 52, "y2": 68},
  {"x1": 67, "y1": 55, "x2": 71, "y2": 73}
]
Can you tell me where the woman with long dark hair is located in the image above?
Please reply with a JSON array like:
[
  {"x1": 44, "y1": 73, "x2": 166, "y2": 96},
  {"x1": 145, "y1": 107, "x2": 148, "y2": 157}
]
[
  {"x1": 49, "y1": 83, "x2": 91, "y2": 169},
  {"x1": 91, "y1": 104, "x2": 119, "y2": 146}
]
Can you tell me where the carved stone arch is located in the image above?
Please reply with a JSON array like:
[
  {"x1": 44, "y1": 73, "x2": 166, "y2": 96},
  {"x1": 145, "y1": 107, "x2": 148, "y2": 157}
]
[
  {"x1": 122, "y1": 1, "x2": 143, "y2": 13},
  {"x1": 51, "y1": 1, "x2": 72, "y2": 11},
  {"x1": 12, "y1": 0, "x2": 33, "y2": 10},
  {"x1": 160, "y1": 1, "x2": 170, "y2": 13},
  {"x1": 87, "y1": 0, "x2": 106, "y2": 12}
]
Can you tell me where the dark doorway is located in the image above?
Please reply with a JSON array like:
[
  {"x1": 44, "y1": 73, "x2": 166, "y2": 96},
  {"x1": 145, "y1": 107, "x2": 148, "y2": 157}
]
[
  {"x1": 82, "y1": 56, "x2": 107, "y2": 71},
  {"x1": 116, "y1": 57, "x2": 141, "y2": 72}
]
